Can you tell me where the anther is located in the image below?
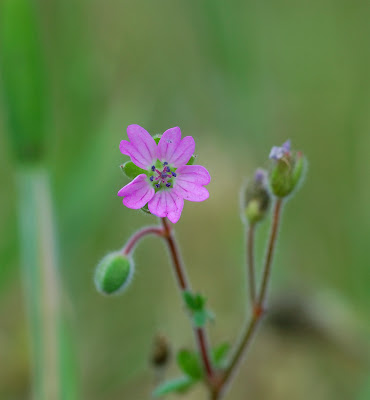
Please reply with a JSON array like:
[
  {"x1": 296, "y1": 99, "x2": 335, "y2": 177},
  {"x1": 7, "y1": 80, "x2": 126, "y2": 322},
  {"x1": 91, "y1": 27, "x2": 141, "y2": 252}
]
[
  {"x1": 163, "y1": 161, "x2": 168, "y2": 165},
  {"x1": 166, "y1": 183, "x2": 171, "y2": 187},
  {"x1": 150, "y1": 176, "x2": 154, "y2": 182},
  {"x1": 172, "y1": 172, "x2": 177, "y2": 177},
  {"x1": 155, "y1": 184, "x2": 160, "y2": 188},
  {"x1": 151, "y1": 165, "x2": 155, "y2": 171}
]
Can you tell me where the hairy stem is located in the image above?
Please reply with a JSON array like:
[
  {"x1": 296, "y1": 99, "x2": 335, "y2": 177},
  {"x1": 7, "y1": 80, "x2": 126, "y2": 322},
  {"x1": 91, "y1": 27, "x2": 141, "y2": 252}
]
[
  {"x1": 122, "y1": 226, "x2": 164, "y2": 256},
  {"x1": 247, "y1": 223, "x2": 256, "y2": 307},
  {"x1": 216, "y1": 198, "x2": 283, "y2": 398},
  {"x1": 257, "y1": 198, "x2": 283, "y2": 307},
  {"x1": 161, "y1": 218, "x2": 214, "y2": 380}
]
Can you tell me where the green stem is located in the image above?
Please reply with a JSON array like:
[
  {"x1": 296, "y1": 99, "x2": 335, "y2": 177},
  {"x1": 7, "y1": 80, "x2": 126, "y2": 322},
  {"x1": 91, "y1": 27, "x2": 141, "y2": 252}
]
[{"x1": 247, "y1": 223, "x2": 256, "y2": 308}]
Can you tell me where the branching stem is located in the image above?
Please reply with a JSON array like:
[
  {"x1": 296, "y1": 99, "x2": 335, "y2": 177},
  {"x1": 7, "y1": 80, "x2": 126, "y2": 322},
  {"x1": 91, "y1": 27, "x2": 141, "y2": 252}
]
[{"x1": 214, "y1": 198, "x2": 283, "y2": 398}]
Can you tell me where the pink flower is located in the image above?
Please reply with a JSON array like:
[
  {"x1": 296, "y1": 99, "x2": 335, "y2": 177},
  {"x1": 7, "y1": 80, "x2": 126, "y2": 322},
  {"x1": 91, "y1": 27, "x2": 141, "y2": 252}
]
[{"x1": 118, "y1": 125, "x2": 211, "y2": 223}]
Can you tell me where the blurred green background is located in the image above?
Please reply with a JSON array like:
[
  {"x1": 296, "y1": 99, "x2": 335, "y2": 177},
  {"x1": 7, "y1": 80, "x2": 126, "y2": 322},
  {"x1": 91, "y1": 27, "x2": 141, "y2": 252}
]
[{"x1": 1, "y1": 0, "x2": 369, "y2": 399}]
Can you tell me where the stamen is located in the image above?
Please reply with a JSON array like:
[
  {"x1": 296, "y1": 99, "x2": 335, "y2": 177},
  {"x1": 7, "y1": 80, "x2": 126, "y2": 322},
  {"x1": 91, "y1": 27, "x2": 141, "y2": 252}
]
[
  {"x1": 166, "y1": 183, "x2": 171, "y2": 187},
  {"x1": 151, "y1": 165, "x2": 155, "y2": 171},
  {"x1": 163, "y1": 161, "x2": 168, "y2": 165},
  {"x1": 150, "y1": 176, "x2": 154, "y2": 182},
  {"x1": 155, "y1": 184, "x2": 160, "y2": 188},
  {"x1": 172, "y1": 172, "x2": 177, "y2": 177},
  {"x1": 161, "y1": 174, "x2": 168, "y2": 179},
  {"x1": 165, "y1": 166, "x2": 171, "y2": 172}
]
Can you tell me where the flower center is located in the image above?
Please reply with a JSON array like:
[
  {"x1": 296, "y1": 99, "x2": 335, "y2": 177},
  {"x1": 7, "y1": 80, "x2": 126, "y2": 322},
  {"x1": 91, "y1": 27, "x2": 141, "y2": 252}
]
[{"x1": 149, "y1": 161, "x2": 177, "y2": 190}]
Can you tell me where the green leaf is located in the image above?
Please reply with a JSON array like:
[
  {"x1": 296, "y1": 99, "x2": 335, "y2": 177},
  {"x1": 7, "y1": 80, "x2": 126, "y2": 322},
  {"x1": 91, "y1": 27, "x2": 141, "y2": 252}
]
[
  {"x1": 152, "y1": 376, "x2": 194, "y2": 397},
  {"x1": 183, "y1": 291, "x2": 196, "y2": 310},
  {"x1": 120, "y1": 161, "x2": 147, "y2": 179},
  {"x1": 194, "y1": 294, "x2": 206, "y2": 309},
  {"x1": 183, "y1": 291, "x2": 206, "y2": 311},
  {"x1": 212, "y1": 343, "x2": 231, "y2": 367},
  {"x1": 177, "y1": 349, "x2": 203, "y2": 380},
  {"x1": 193, "y1": 310, "x2": 207, "y2": 327}
]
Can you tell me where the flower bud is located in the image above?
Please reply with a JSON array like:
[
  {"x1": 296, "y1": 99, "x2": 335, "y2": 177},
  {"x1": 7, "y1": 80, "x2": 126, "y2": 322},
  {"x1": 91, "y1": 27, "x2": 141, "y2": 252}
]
[
  {"x1": 269, "y1": 140, "x2": 304, "y2": 198},
  {"x1": 151, "y1": 334, "x2": 171, "y2": 369},
  {"x1": 94, "y1": 252, "x2": 134, "y2": 295},
  {"x1": 243, "y1": 169, "x2": 271, "y2": 224}
]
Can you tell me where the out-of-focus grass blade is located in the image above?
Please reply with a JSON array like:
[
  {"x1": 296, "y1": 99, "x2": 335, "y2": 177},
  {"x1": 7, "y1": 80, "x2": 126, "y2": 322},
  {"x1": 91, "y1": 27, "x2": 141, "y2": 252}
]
[
  {"x1": 0, "y1": 1, "x2": 78, "y2": 399},
  {"x1": 0, "y1": 0, "x2": 48, "y2": 163},
  {"x1": 17, "y1": 168, "x2": 78, "y2": 400}
]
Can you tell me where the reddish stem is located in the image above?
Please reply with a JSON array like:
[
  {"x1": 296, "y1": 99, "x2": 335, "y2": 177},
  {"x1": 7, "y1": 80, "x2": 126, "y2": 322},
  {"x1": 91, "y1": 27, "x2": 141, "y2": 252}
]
[
  {"x1": 247, "y1": 223, "x2": 256, "y2": 308},
  {"x1": 215, "y1": 198, "x2": 283, "y2": 398},
  {"x1": 161, "y1": 218, "x2": 214, "y2": 380},
  {"x1": 257, "y1": 198, "x2": 283, "y2": 307},
  {"x1": 122, "y1": 226, "x2": 164, "y2": 256}
]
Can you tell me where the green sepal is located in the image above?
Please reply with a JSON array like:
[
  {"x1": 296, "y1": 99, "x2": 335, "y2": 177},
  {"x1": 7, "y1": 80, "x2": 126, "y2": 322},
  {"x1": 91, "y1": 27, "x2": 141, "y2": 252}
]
[
  {"x1": 120, "y1": 161, "x2": 148, "y2": 180},
  {"x1": 176, "y1": 349, "x2": 203, "y2": 380},
  {"x1": 212, "y1": 342, "x2": 231, "y2": 368},
  {"x1": 291, "y1": 154, "x2": 304, "y2": 189},
  {"x1": 187, "y1": 154, "x2": 196, "y2": 165},
  {"x1": 152, "y1": 376, "x2": 195, "y2": 397},
  {"x1": 140, "y1": 203, "x2": 151, "y2": 215},
  {"x1": 270, "y1": 151, "x2": 305, "y2": 198},
  {"x1": 153, "y1": 134, "x2": 162, "y2": 145}
]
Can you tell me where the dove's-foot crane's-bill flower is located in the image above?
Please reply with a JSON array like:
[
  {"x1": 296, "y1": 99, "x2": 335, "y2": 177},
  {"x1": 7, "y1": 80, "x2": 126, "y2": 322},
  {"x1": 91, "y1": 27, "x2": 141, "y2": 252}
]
[{"x1": 118, "y1": 125, "x2": 210, "y2": 223}]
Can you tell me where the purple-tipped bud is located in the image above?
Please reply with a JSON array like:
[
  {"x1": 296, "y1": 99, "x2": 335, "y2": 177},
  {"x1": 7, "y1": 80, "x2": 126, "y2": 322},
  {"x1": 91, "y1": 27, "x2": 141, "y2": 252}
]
[
  {"x1": 269, "y1": 140, "x2": 305, "y2": 197},
  {"x1": 243, "y1": 169, "x2": 271, "y2": 224},
  {"x1": 254, "y1": 168, "x2": 266, "y2": 183}
]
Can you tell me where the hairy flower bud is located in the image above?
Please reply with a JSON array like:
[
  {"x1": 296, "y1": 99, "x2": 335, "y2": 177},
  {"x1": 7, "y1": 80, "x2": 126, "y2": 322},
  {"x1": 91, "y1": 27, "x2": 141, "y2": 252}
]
[
  {"x1": 94, "y1": 252, "x2": 134, "y2": 295},
  {"x1": 151, "y1": 334, "x2": 171, "y2": 369},
  {"x1": 243, "y1": 169, "x2": 271, "y2": 224},
  {"x1": 269, "y1": 140, "x2": 304, "y2": 198}
]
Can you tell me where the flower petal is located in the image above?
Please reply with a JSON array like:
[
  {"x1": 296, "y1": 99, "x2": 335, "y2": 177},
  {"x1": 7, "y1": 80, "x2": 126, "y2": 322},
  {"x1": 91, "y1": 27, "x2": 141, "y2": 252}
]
[
  {"x1": 120, "y1": 125, "x2": 157, "y2": 169},
  {"x1": 176, "y1": 165, "x2": 211, "y2": 186},
  {"x1": 168, "y1": 136, "x2": 195, "y2": 167},
  {"x1": 117, "y1": 174, "x2": 154, "y2": 209},
  {"x1": 157, "y1": 127, "x2": 182, "y2": 163},
  {"x1": 173, "y1": 181, "x2": 209, "y2": 202},
  {"x1": 148, "y1": 190, "x2": 184, "y2": 223}
]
